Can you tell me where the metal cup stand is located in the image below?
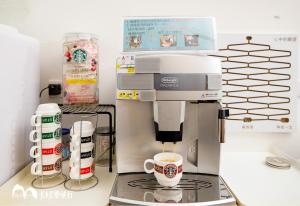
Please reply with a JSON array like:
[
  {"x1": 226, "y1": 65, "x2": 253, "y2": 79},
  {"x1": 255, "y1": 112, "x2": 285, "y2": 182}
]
[
  {"x1": 64, "y1": 113, "x2": 99, "y2": 191},
  {"x1": 31, "y1": 114, "x2": 67, "y2": 189}
]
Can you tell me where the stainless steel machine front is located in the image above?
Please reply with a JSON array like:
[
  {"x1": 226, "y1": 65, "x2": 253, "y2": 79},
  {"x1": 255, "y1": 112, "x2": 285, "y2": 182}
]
[
  {"x1": 115, "y1": 100, "x2": 222, "y2": 175},
  {"x1": 110, "y1": 54, "x2": 236, "y2": 206}
]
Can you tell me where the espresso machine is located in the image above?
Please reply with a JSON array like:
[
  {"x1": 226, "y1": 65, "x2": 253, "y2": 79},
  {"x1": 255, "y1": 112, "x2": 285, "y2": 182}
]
[{"x1": 109, "y1": 54, "x2": 237, "y2": 205}]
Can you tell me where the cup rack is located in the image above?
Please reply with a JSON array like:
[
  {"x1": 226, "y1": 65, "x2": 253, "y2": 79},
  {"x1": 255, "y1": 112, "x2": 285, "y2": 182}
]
[
  {"x1": 59, "y1": 104, "x2": 116, "y2": 172},
  {"x1": 64, "y1": 113, "x2": 99, "y2": 191},
  {"x1": 32, "y1": 173, "x2": 67, "y2": 189},
  {"x1": 31, "y1": 114, "x2": 67, "y2": 189}
]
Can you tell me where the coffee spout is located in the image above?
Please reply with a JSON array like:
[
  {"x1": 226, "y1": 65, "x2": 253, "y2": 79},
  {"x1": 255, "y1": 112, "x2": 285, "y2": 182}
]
[{"x1": 153, "y1": 101, "x2": 185, "y2": 143}]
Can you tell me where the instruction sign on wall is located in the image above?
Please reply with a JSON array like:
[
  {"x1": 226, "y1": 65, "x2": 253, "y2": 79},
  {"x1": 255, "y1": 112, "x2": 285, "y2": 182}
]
[{"x1": 123, "y1": 17, "x2": 217, "y2": 52}]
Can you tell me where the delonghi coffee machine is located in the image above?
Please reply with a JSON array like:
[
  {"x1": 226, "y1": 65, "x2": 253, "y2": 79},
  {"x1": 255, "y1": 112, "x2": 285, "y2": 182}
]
[{"x1": 109, "y1": 54, "x2": 237, "y2": 205}]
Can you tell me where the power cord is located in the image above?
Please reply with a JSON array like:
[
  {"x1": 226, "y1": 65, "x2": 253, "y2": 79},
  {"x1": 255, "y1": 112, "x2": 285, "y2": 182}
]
[
  {"x1": 39, "y1": 86, "x2": 49, "y2": 97},
  {"x1": 39, "y1": 83, "x2": 62, "y2": 97}
]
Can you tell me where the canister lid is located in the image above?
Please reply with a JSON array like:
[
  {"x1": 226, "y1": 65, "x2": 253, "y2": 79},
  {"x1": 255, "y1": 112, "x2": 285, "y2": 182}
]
[{"x1": 64, "y1": 32, "x2": 98, "y2": 41}]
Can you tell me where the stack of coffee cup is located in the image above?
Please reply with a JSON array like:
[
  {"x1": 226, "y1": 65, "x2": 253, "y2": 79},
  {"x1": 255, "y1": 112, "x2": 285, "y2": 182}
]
[
  {"x1": 69, "y1": 121, "x2": 95, "y2": 180},
  {"x1": 30, "y1": 103, "x2": 62, "y2": 176}
]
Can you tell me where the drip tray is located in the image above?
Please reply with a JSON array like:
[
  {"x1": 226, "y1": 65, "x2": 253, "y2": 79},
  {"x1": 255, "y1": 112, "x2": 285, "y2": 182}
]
[{"x1": 109, "y1": 173, "x2": 236, "y2": 205}]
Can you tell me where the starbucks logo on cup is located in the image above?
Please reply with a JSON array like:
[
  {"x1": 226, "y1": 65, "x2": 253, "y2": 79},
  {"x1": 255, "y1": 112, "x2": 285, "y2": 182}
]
[
  {"x1": 54, "y1": 113, "x2": 62, "y2": 124},
  {"x1": 54, "y1": 143, "x2": 62, "y2": 155},
  {"x1": 54, "y1": 158, "x2": 62, "y2": 171},
  {"x1": 54, "y1": 128, "x2": 61, "y2": 139},
  {"x1": 164, "y1": 164, "x2": 177, "y2": 178}
]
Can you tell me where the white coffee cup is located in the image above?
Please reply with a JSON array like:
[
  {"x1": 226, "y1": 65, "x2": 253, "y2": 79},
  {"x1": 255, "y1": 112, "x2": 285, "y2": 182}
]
[
  {"x1": 30, "y1": 140, "x2": 62, "y2": 158},
  {"x1": 69, "y1": 160, "x2": 95, "y2": 180},
  {"x1": 31, "y1": 156, "x2": 62, "y2": 176},
  {"x1": 69, "y1": 155, "x2": 94, "y2": 172},
  {"x1": 31, "y1": 103, "x2": 61, "y2": 127},
  {"x1": 71, "y1": 135, "x2": 94, "y2": 149},
  {"x1": 70, "y1": 121, "x2": 94, "y2": 146},
  {"x1": 70, "y1": 121, "x2": 94, "y2": 163},
  {"x1": 69, "y1": 143, "x2": 94, "y2": 178},
  {"x1": 70, "y1": 121, "x2": 94, "y2": 137},
  {"x1": 144, "y1": 152, "x2": 183, "y2": 187},
  {"x1": 68, "y1": 121, "x2": 95, "y2": 180},
  {"x1": 29, "y1": 125, "x2": 61, "y2": 143},
  {"x1": 144, "y1": 189, "x2": 183, "y2": 203},
  {"x1": 70, "y1": 143, "x2": 94, "y2": 163}
]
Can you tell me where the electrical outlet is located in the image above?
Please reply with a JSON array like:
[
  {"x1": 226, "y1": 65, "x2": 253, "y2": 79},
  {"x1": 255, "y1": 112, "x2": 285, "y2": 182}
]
[{"x1": 48, "y1": 79, "x2": 62, "y2": 96}]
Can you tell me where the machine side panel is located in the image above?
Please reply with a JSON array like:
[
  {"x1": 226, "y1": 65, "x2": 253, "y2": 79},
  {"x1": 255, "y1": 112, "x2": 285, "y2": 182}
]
[{"x1": 198, "y1": 103, "x2": 221, "y2": 174}]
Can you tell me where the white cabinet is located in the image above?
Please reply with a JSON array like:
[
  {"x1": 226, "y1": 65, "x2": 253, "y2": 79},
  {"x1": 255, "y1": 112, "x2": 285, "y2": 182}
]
[{"x1": 0, "y1": 25, "x2": 39, "y2": 185}]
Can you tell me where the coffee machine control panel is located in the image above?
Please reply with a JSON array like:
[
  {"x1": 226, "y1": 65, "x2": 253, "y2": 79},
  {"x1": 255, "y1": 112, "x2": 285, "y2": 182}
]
[{"x1": 116, "y1": 54, "x2": 223, "y2": 102}]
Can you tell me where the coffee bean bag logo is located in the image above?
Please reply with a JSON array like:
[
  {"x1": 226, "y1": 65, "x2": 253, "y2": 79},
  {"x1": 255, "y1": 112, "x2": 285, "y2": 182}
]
[
  {"x1": 164, "y1": 164, "x2": 177, "y2": 178},
  {"x1": 72, "y1": 49, "x2": 87, "y2": 63}
]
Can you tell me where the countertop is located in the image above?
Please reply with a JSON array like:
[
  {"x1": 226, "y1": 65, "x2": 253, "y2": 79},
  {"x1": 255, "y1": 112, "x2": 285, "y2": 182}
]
[
  {"x1": 0, "y1": 152, "x2": 299, "y2": 206},
  {"x1": 221, "y1": 152, "x2": 300, "y2": 206}
]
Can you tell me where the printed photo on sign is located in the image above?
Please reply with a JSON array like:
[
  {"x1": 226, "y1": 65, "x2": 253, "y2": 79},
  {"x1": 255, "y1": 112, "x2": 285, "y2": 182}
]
[
  {"x1": 160, "y1": 34, "x2": 177, "y2": 48},
  {"x1": 184, "y1": 35, "x2": 199, "y2": 46},
  {"x1": 129, "y1": 35, "x2": 142, "y2": 48}
]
